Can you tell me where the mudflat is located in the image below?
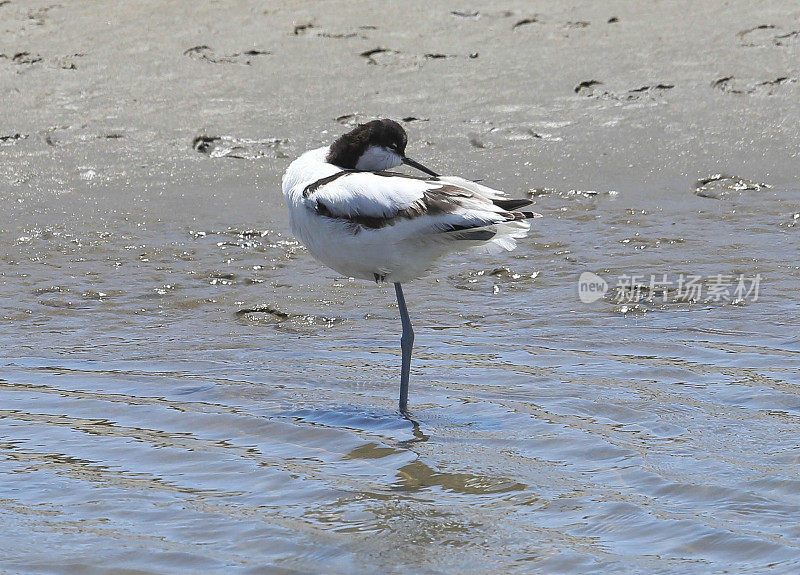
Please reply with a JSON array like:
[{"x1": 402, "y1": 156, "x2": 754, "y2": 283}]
[{"x1": 1, "y1": 2, "x2": 799, "y2": 573}]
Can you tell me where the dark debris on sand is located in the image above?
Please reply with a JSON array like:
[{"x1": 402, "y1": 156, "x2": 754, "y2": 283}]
[
  {"x1": 293, "y1": 22, "x2": 315, "y2": 35},
  {"x1": 711, "y1": 75, "x2": 795, "y2": 95},
  {"x1": 192, "y1": 134, "x2": 289, "y2": 160},
  {"x1": 1, "y1": 133, "x2": 29, "y2": 145},
  {"x1": 694, "y1": 174, "x2": 772, "y2": 198},
  {"x1": 183, "y1": 45, "x2": 270, "y2": 65},
  {"x1": 512, "y1": 17, "x2": 539, "y2": 30},
  {"x1": 575, "y1": 80, "x2": 674, "y2": 101},
  {"x1": 4, "y1": 51, "x2": 43, "y2": 65},
  {"x1": 574, "y1": 80, "x2": 603, "y2": 95}
]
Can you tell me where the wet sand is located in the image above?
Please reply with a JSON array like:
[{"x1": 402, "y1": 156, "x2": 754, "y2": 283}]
[{"x1": 2, "y1": 1, "x2": 800, "y2": 573}]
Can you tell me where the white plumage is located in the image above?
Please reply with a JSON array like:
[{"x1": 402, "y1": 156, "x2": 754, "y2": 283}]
[{"x1": 282, "y1": 148, "x2": 536, "y2": 283}]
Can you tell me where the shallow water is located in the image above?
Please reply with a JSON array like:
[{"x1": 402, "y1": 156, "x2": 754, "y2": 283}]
[
  {"x1": 3, "y1": 171, "x2": 799, "y2": 573},
  {"x1": 3, "y1": 1, "x2": 800, "y2": 573}
]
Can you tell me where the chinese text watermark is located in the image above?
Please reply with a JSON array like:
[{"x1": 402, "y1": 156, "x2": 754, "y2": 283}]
[{"x1": 579, "y1": 272, "x2": 761, "y2": 304}]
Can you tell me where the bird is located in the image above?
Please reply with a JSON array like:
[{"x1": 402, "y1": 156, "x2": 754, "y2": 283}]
[{"x1": 281, "y1": 119, "x2": 541, "y2": 412}]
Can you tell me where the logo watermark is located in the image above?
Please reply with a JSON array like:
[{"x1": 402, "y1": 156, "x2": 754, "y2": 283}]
[
  {"x1": 578, "y1": 272, "x2": 761, "y2": 304},
  {"x1": 578, "y1": 271, "x2": 609, "y2": 303}
]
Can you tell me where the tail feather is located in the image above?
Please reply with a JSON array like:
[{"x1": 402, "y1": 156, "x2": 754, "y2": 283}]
[
  {"x1": 493, "y1": 198, "x2": 534, "y2": 211},
  {"x1": 475, "y1": 219, "x2": 530, "y2": 254},
  {"x1": 439, "y1": 218, "x2": 531, "y2": 254},
  {"x1": 514, "y1": 210, "x2": 543, "y2": 220}
]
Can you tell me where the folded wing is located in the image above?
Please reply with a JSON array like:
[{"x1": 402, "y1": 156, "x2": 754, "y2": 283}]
[{"x1": 301, "y1": 171, "x2": 536, "y2": 241}]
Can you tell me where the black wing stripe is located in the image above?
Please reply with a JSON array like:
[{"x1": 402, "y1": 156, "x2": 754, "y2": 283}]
[
  {"x1": 493, "y1": 198, "x2": 533, "y2": 211},
  {"x1": 302, "y1": 171, "x2": 352, "y2": 198}
]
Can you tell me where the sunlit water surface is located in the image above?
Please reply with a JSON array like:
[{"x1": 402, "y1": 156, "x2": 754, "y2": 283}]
[{"x1": 2, "y1": 157, "x2": 798, "y2": 574}]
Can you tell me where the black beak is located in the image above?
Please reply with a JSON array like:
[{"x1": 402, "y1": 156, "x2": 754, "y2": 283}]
[{"x1": 402, "y1": 156, "x2": 440, "y2": 178}]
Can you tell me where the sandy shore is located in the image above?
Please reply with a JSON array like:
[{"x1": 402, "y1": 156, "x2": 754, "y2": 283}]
[{"x1": 1, "y1": 0, "x2": 798, "y2": 233}]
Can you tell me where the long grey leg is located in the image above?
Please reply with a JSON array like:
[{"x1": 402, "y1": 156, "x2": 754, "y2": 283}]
[{"x1": 394, "y1": 282, "x2": 414, "y2": 412}]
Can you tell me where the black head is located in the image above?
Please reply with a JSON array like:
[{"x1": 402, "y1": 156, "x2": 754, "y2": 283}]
[{"x1": 326, "y1": 119, "x2": 408, "y2": 169}]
